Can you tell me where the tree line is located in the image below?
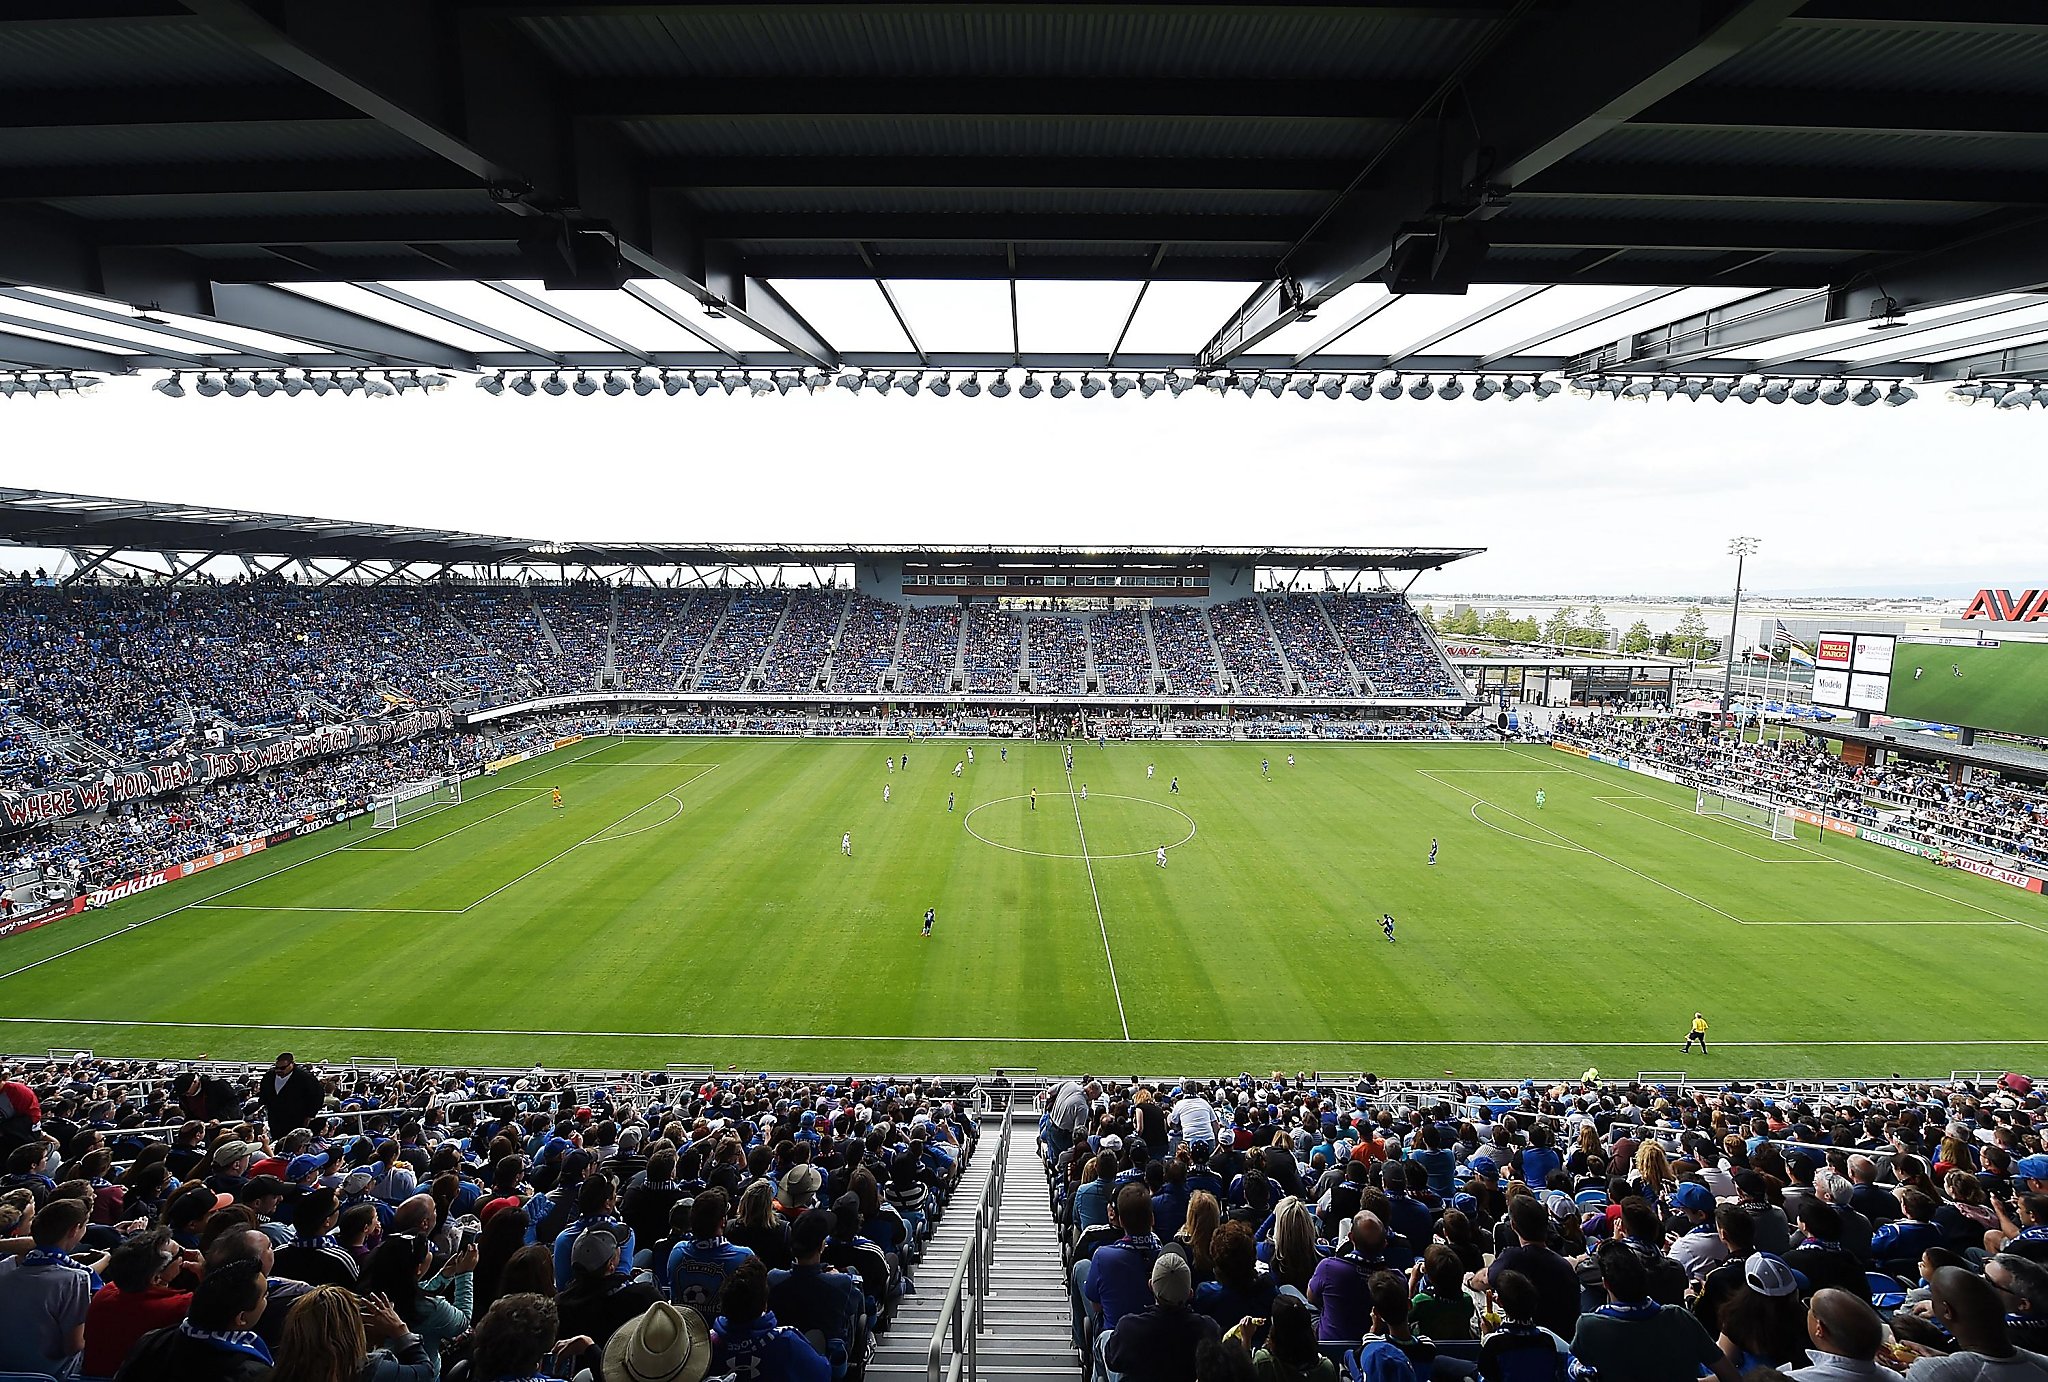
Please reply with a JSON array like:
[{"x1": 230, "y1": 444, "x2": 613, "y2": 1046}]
[{"x1": 1418, "y1": 602, "x2": 1720, "y2": 659}]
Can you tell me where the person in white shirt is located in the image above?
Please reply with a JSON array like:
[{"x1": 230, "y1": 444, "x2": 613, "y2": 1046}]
[
  {"x1": 1169, "y1": 1083, "x2": 1219, "y2": 1151},
  {"x1": 1668, "y1": 1183, "x2": 1730, "y2": 1281}
]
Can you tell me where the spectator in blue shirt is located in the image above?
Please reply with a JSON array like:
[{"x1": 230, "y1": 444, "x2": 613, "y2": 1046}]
[
  {"x1": 1074, "y1": 1149, "x2": 1121, "y2": 1232},
  {"x1": 711, "y1": 1255, "x2": 831, "y2": 1382},
  {"x1": 1085, "y1": 1184, "x2": 1164, "y2": 1340},
  {"x1": 669, "y1": 1187, "x2": 756, "y2": 1313},
  {"x1": 552, "y1": 1174, "x2": 636, "y2": 1291},
  {"x1": 1870, "y1": 1189, "x2": 1944, "y2": 1274},
  {"x1": 768, "y1": 1210, "x2": 866, "y2": 1380}
]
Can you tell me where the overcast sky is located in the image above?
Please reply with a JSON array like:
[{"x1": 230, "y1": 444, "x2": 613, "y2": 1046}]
[{"x1": 3, "y1": 380, "x2": 2029, "y2": 598}]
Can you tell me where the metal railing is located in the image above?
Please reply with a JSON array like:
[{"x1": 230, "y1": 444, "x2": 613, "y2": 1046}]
[{"x1": 928, "y1": 1100, "x2": 1012, "y2": 1382}]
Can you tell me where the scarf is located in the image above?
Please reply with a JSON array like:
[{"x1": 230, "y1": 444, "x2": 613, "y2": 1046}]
[
  {"x1": 1798, "y1": 1237, "x2": 1844, "y2": 1253},
  {"x1": 177, "y1": 1321, "x2": 275, "y2": 1365},
  {"x1": 306, "y1": 1234, "x2": 341, "y2": 1250},
  {"x1": 2016, "y1": 1226, "x2": 2048, "y2": 1243},
  {"x1": 24, "y1": 1246, "x2": 102, "y2": 1291},
  {"x1": 1595, "y1": 1299, "x2": 1664, "y2": 1321}
]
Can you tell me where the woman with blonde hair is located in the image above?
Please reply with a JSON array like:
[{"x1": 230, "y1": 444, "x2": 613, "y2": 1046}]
[
  {"x1": 1267, "y1": 1196, "x2": 1321, "y2": 1295},
  {"x1": 270, "y1": 1283, "x2": 435, "y2": 1382},
  {"x1": 727, "y1": 1179, "x2": 790, "y2": 1269},
  {"x1": 1165, "y1": 1191, "x2": 1222, "y2": 1286},
  {"x1": 1631, "y1": 1141, "x2": 1673, "y2": 1201}
]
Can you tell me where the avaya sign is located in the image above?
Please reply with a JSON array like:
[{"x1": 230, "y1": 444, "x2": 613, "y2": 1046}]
[{"x1": 1961, "y1": 588, "x2": 2048, "y2": 621}]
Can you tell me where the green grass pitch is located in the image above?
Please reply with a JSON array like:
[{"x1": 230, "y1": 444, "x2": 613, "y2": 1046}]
[{"x1": 1, "y1": 737, "x2": 2044, "y2": 1079}]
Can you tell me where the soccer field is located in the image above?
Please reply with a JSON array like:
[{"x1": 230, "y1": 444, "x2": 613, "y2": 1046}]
[{"x1": 2, "y1": 736, "x2": 2044, "y2": 1078}]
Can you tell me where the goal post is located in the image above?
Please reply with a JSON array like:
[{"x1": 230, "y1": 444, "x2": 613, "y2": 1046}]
[
  {"x1": 373, "y1": 775, "x2": 462, "y2": 829},
  {"x1": 1695, "y1": 784, "x2": 1797, "y2": 840}
]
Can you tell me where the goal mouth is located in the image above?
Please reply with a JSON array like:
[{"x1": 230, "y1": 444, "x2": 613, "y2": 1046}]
[
  {"x1": 1695, "y1": 785, "x2": 1799, "y2": 841},
  {"x1": 373, "y1": 775, "x2": 463, "y2": 829}
]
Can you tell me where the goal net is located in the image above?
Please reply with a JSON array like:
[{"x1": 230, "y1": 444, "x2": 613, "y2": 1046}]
[
  {"x1": 1695, "y1": 785, "x2": 1797, "y2": 840},
  {"x1": 373, "y1": 775, "x2": 462, "y2": 829}
]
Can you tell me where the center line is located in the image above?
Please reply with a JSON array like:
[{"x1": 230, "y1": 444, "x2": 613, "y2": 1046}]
[{"x1": 1066, "y1": 760, "x2": 1131, "y2": 1041}]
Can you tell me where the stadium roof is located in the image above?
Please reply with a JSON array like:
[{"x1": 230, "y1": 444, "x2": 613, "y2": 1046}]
[
  {"x1": 7, "y1": 3, "x2": 2048, "y2": 389},
  {"x1": 0, "y1": 486, "x2": 1482, "y2": 575}
]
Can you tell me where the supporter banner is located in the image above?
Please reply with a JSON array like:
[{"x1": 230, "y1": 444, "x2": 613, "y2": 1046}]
[
  {"x1": 1945, "y1": 853, "x2": 2046, "y2": 893},
  {"x1": 1550, "y1": 742, "x2": 1590, "y2": 757},
  {"x1": 1859, "y1": 826, "x2": 1946, "y2": 862},
  {"x1": 0, "y1": 708, "x2": 454, "y2": 835}
]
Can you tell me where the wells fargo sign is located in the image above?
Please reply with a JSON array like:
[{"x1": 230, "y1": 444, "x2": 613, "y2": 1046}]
[{"x1": 1961, "y1": 588, "x2": 2048, "y2": 621}]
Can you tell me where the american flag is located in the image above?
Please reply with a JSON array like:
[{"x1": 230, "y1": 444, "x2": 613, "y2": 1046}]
[{"x1": 1772, "y1": 619, "x2": 1793, "y2": 647}]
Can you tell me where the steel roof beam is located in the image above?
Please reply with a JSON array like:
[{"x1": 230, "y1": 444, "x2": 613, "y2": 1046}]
[
  {"x1": 0, "y1": 84, "x2": 362, "y2": 128},
  {"x1": 1289, "y1": 292, "x2": 1401, "y2": 366},
  {"x1": 1519, "y1": 164, "x2": 2041, "y2": 207},
  {"x1": 706, "y1": 213, "x2": 1297, "y2": 245},
  {"x1": 90, "y1": 214, "x2": 521, "y2": 249},
  {"x1": 652, "y1": 157, "x2": 1356, "y2": 195},
  {"x1": 1751, "y1": 293, "x2": 2048, "y2": 370},
  {"x1": 0, "y1": 330, "x2": 130, "y2": 373},
  {"x1": 352, "y1": 281, "x2": 562, "y2": 361},
  {"x1": 1921, "y1": 337, "x2": 2048, "y2": 382},
  {"x1": 1198, "y1": 0, "x2": 1806, "y2": 367},
  {"x1": 855, "y1": 244, "x2": 925, "y2": 365},
  {"x1": 1491, "y1": 219, "x2": 1929, "y2": 255},
  {"x1": 1640, "y1": 87, "x2": 2048, "y2": 138},
  {"x1": 213, "y1": 282, "x2": 476, "y2": 370},
  {"x1": 1475, "y1": 286, "x2": 1684, "y2": 365},
  {"x1": 0, "y1": 285, "x2": 297, "y2": 362},
  {"x1": 0, "y1": 160, "x2": 477, "y2": 204},
  {"x1": 1382, "y1": 284, "x2": 1548, "y2": 367},
  {"x1": 619, "y1": 282, "x2": 742, "y2": 362},
  {"x1": 483, "y1": 280, "x2": 649, "y2": 362}
]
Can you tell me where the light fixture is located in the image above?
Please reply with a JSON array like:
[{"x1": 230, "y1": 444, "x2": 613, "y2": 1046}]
[
  {"x1": 1789, "y1": 380, "x2": 1819, "y2": 405},
  {"x1": 1437, "y1": 376, "x2": 1464, "y2": 400},
  {"x1": 1947, "y1": 380, "x2": 1983, "y2": 404},
  {"x1": 1079, "y1": 374, "x2": 1103, "y2": 398},
  {"x1": 1138, "y1": 375, "x2": 1161, "y2": 398},
  {"x1": 1164, "y1": 373, "x2": 1192, "y2": 397},
  {"x1": 362, "y1": 373, "x2": 394, "y2": 398},
  {"x1": 195, "y1": 373, "x2": 225, "y2": 397},
  {"x1": 510, "y1": 372, "x2": 537, "y2": 396},
  {"x1": 869, "y1": 372, "x2": 892, "y2": 396},
  {"x1": 772, "y1": 372, "x2": 801, "y2": 395},
  {"x1": 1499, "y1": 377, "x2": 1528, "y2": 401},
  {"x1": 1471, "y1": 376, "x2": 1498, "y2": 401},
  {"x1": 1620, "y1": 379, "x2": 1653, "y2": 400},
  {"x1": 745, "y1": 374, "x2": 773, "y2": 396},
  {"x1": 1379, "y1": 373, "x2": 1404, "y2": 400},
  {"x1": 1531, "y1": 378, "x2": 1560, "y2": 399},
  {"x1": 153, "y1": 374, "x2": 185, "y2": 398},
  {"x1": 1291, "y1": 375, "x2": 1316, "y2": 399},
  {"x1": 1996, "y1": 384, "x2": 2033, "y2": 409},
  {"x1": 836, "y1": 371, "x2": 863, "y2": 394},
  {"x1": 1883, "y1": 382, "x2": 1916, "y2": 406},
  {"x1": 1407, "y1": 374, "x2": 1435, "y2": 400},
  {"x1": 1681, "y1": 379, "x2": 1706, "y2": 401},
  {"x1": 988, "y1": 372, "x2": 1012, "y2": 398},
  {"x1": 1818, "y1": 380, "x2": 1850, "y2": 406},
  {"x1": 661, "y1": 370, "x2": 686, "y2": 396},
  {"x1": 958, "y1": 373, "x2": 982, "y2": 398},
  {"x1": 252, "y1": 374, "x2": 279, "y2": 398},
  {"x1": 477, "y1": 373, "x2": 505, "y2": 395},
  {"x1": 1734, "y1": 380, "x2": 1761, "y2": 404},
  {"x1": 420, "y1": 372, "x2": 451, "y2": 392},
  {"x1": 541, "y1": 372, "x2": 567, "y2": 396},
  {"x1": 1650, "y1": 377, "x2": 1678, "y2": 399},
  {"x1": 1109, "y1": 374, "x2": 1133, "y2": 398},
  {"x1": 1761, "y1": 380, "x2": 1790, "y2": 404},
  {"x1": 1569, "y1": 374, "x2": 1603, "y2": 395},
  {"x1": 1018, "y1": 374, "x2": 1042, "y2": 398},
  {"x1": 223, "y1": 373, "x2": 253, "y2": 398},
  {"x1": 308, "y1": 373, "x2": 335, "y2": 397},
  {"x1": 572, "y1": 372, "x2": 598, "y2": 397},
  {"x1": 928, "y1": 373, "x2": 952, "y2": 397},
  {"x1": 1346, "y1": 376, "x2": 1372, "y2": 400},
  {"x1": 1316, "y1": 375, "x2": 1341, "y2": 399},
  {"x1": 1707, "y1": 380, "x2": 1732, "y2": 402},
  {"x1": 628, "y1": 372, "x2": 655, "y2": 396},
  {"x1": 1850, "y1": 382, "x2": 1880, "y2": 407},
  {"x1": 602, "y1": 372, "x2": 629, "y2": 396},
  {"x1": 1048, "y1": 374, "x2": 1073, "y2": 398},
  {"x1": 895, "y1": 372, "x2": 920, "y2": 397},
  {"x1": 279, "y1": 374, "x2": 305, "y2": 397}
]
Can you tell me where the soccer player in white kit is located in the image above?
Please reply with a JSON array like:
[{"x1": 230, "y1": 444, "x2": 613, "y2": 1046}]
[
  {"x1": 842, "y1": 832, "x2": 852, "y2": 856},
  {"x1": 883, "y1": 784, "x2": 891, "y2": 803},
  {"x1": 1156, "y1": 846, "x2": 1167, "y2": 868},
  {"x1": 966, "y1": 747, "x2": 974, "y2": 764},
  {"x1": 1147, "y1": 763, "x2": 1155, "y2": 779}
]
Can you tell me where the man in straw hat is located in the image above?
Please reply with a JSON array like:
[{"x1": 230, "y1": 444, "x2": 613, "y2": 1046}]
[{"x1": 604, "y1": 1300, "x2": 712, "y2": 1382}]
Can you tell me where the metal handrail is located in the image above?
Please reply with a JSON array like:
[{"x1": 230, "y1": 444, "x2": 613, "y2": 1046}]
[{"x1": 929, "y1": 1098, "x2": 1011, "y2": 1382}]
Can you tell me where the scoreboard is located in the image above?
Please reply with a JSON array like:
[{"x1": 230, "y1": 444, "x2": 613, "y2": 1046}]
[{"x1": 900, "y1": 559, "x2": 1210, "y2": 598}]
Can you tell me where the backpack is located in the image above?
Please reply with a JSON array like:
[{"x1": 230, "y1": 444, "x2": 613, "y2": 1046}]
[{"x1": 1347, "y1": 1339, "x2": 1419, "y2": 1382}]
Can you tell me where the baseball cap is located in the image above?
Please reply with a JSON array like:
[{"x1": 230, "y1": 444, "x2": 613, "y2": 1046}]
[
  {"x1": 239, "y1": 1175, "x2": 288, "y2": 1201},
  {"x1": 286, "y1": 1152, "x2": 330, "y2": 1182},
  {"x1": 562, "y1": 1150, "x2": 595, "y2": 1181},
  {"x1": 1467, "y1": 1156, "x2": 1498, "y2": 1180},
  {"x1": 213, "y1": 1140, "x2": 254, "y2": 1167},
  {"x1": 571, "y1": 1228, "x2": 620, "y2": 1276},
  {"x1": 1672, "y1": 1182, "x2": 1716, "y2": 1214},
  {"x1": 341, "y1": 1171, "x2": 376, "y2": 1196},
  {"x1": 1150, "y1": 1251, "x2": 1193, "y2": 1305},
  {"x1": 1743, "y1": 1253, "x2": 1798, "y2": 1299},
  {"x1": 1099, "y1": 1134, "x2": 1124, "y2": 1153},
  {"x1": 2015, "y1": 1154, "x2": 2048, "y2": 1181}
]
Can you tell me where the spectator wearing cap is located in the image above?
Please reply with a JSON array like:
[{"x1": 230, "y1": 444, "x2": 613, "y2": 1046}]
[
  {"x1": 2015, "y1": 1154, "x2": 2048, "y2": 1198},
  {"x1": 83, "y1": 1227, "x2": 197, "y2": 1376},
  {"x1": 256, "y1": 1056, "x2": 323, "y2": 1138},
  {"x1": 1104, "y1": 1251, "x2": 1220, "y2": 1382},
  {"x1": 1787, "y1": 1289, "x2": 1890, "y2": 1382},
  {"x1": 710, "y1": 1255, "x2": 830, "y2": 1382},
  {"x1": 560, "y1": 1226, "x2": 662, "y2": 1354},
  {"x1": 1570, "y1": 1239, "x2": 1739, "y2": 1382},
  {"x1": 238, "y1": 1174, "x2": 292, "y2": 1246},
  {"x1": 1669, "y1": 1182, "x2": 1730, "y2": 1282},
  {"x1": 0, "y1": 1197, "x2": 102, "y2": 1374},
  {"x1": 769, "y1": 1209, "x2": 866, "y2": 1379},
  {"x1": 776, "y1": 1164, "x2": 823, "y2": 1220},
  {"x1": 670, "y1": 1187, "x2": 755, "y2": 1313},
  {"x1": 1717, "y1": 1252, "x2": 1810, "y2": 1372},
  {"x1": 554, "y1": 1173, "x2": 638, "y2": 1291},
  {"x1": 603, "y1": 1300, "x2": 712, "y2": 1382},
  {"x1": 208, "y1": 1139, "x2": 256, "y2": 1198}
]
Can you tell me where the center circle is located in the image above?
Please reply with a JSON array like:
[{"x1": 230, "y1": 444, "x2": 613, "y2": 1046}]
[{"x1": 963, "y1": 792, "x2": 1197, "y2": 860}]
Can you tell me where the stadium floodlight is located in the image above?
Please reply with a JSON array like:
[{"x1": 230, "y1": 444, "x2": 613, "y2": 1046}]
[
  {"x1": 306, "y1": 373, "x2": 334, "y2": 397},
  {"x1": 1734, "y1": 380, "x2": 1761, "y2": 404},
  {"x1": 958, "y1": 373, "x2": 982, "y2": 398},
  {"x1": 1346, "y1": 376, "x2": 1372, "y2": 400},
  {"x1": 1406, "y1": 375, "x2": 1434, "y2": 400},
  {"x1": 251, "y1": 373, "x2": 279, "y2": 398},
  {"x1": 223, "y1": 372, "x2": 253, "y2": 398},
  {"x1": 1498, "y1": 376, "x2": 1528, "y2": 400},
  {"x1": 870, "y1": 371, "x2": 893, "y2": 396},
  {"x1": 1291, "y1": 375, "x2": 1317, "y2": 399},
  {"x1": 1818, "y1": 380, "x2": 1850, "y2": 406},
  {"x1": 362, "y1": 373, "x2": 394, "y2": 398},
  {"x1": 835, "y1": 370, "x2": 863, "y2": 394},
  {"x1": 1619, "y1": 378, "x2": 1654, "y2": 400},
  {"x1": 988, "y1": 372, "x2": 1012, "y2": 398},
  {"x1": 1049, "y1": 374, "x2": 1073, "y2": 398},
  {"x1": 541, "y1": 371, "x2": 567, "y2": 396},
  {"x1": 1707, "y1": 380, "x2": 1731, "y2": 402},
  {"x1": 1019, "y1": 374, "x2": 1043, "y2": 398},
  {"x1": 279, "y1": 374, "x2": 305, "y2": 397},
  {"x1": 631, "y1": 372, "x2": 658, "y2": 396},
  {"x1": 1471, "y1": 376, "x2": 1499, "y2": 401},
  {"x1": 477, "y1": 373, "x2": 505, "y2": 395},
  {"x1": 1849, "y1": 381, "x2": 1881, "y2": 407},
  {"x1": 420, "y1": 372, "x2": 451, "y2": 392},
  {"x1": 1946, "y1": 380, "x2": 1983, "y2": 404},
  {"x1": 509, "y1": 372, "x2": 537, "y2": 396},
  {"x1": 1079, "y1": 373, "x2": 1103, "y2": 398},
  {"x1": 1437, "y1": 376, "x2": 1464, "y2": 401},
  {"x1": 1245, "y1": 373, "x2": 1273, "y2": 397},
  {"x1": 661, "y1": 370, "x2": 687, "y2": 396},
  {"x1": 1681, "y1": 379, "x2": 1706, "y2": 401},
  {"x1": 1377, "y1": 373, "x2": 1404, "y2": 400},
  {"x1": 1569, "y1": 374, "x2": 1603, "y2": 395},
  {"x1": 768, "y1": 372, "x2": 796, "y2": 396},
  {"x1": 194, "y1": 373, "x2": 225, "y2": 397},
  {"x1": 1650, "y1": 377, "x2": 1678, "y2": 399},
  {"x1": 1760, "y1": 380, "x2": 1790, "y2": 404},
  {"x1": 1995, "y1": 384, "x2": 2033, "y2": 409},
  {"x1": 928, "y1": 372, "x2": 952, "y2": 397},
  {"x1": 1789, "y1": 379, "x2": 1819, "y2": 405},
  {"x1": 1109, "y1": 374, "x2": 1133, "y2": 398},
  {"x1": 334, "y1": 372, "x2": 360, "y2": 396},
  {"x1": 153, "y1": 373, "x2": 185, "y2": 398},
  {"x1": 1160, "y1": 372, "x2": 1189, "y2": 397},
  {"x1": 387, "y1": 371, "x2": 418, "y2": 394},
  {"x1": 1531, "y1": 377, "x2": 1561, "y2": 399},
  {"x1": 601, "y1": 372, "x2": 628, "y2": 396},
  {"x1": 895, "y1": 372, "x2": 920, "y2": 397},
  {"x1": 1883, "y1": 382, "x2": 1916, "y2": 406},
  {"x1": 571, "y1": 372, "x2": 598, "y2": 396}
]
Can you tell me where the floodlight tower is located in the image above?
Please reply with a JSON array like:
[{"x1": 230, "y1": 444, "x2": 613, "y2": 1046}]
[{"x1": 1720, "y1": 536, "x2": 1760, "y2": 730}]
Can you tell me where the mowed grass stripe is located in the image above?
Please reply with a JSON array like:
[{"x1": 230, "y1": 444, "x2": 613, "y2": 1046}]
[{"x1": 1, "y1": 739, "x2": 2043, "y2": 1075}]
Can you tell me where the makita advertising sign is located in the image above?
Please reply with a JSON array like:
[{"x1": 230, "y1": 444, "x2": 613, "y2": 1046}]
[{"x1": 1961, "y1": 588, "x2": 2048, "y2": 621}]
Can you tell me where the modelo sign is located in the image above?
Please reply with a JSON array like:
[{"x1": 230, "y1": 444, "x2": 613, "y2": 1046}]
[{"x1": 1961, "y1": 588, "x2": 2048, "y2": 621}]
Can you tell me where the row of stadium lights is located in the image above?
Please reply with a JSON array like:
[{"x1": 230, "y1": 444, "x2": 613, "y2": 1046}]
[{"x1": 0, "y1": 367, "x2": 2039, "y2": 407}]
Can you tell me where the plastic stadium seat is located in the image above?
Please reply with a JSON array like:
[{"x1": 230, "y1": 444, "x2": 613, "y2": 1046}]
[{"x1": 1867, "y1": 1272, "x2": 1908, "y2": 1311}]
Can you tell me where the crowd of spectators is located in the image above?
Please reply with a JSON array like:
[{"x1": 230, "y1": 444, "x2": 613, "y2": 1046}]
[
  {"x1": 760, "y1": 593, "x2": 844, "y2": 694},
  {"x1": 695, "y1": 593, "x2": 789, "y2": 693},
  {"x1": 1555, "y1": 715, "x2": 2048, "y2": 866},
  {"x1": 0, "y1": 1053, "x2": 978, "y2": 1381},
  {"x1": 829, "y1": 598, "x2": 901, "y2": 695},
  {"x1": 961, "y1": 607, "x2": 1023, "y2": 694},
  {"x1": 1027, "y1": 616, "x2": 1090, "y2": 695},
  {"x1": 1042, "y1": 1070, "x2": 2048, "y2": 1382},
  {"x1": 894, "y1": 608, "x2": 962, "y2": 696},
  {"x1": 1266, "y1": 596, "x2": 1358, "y2": 698},
  {"x1": 1209, "y1": 600, "x2": 1289, "y2": 697},
  {"x1": 613, "y1": 590, "x2": 726, "y2": 692},
  {"x1": 1088, "y1": 610, "x2": 1157, "y2": 697},
  {"x1": 1332, "y1": 598, "x2": 1462, "y2": 699},
  {"x1": 536, "y1": 590, "x2": 614, "y2": 691},
  {"x1": 1151, "y1": 607, "x2": 1225, "y2": 696}
]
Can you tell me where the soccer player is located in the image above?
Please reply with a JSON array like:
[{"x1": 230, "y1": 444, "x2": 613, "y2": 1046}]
[
  {"x1": 1534, "y1": 788, "x2": 1546, "y2": 810},
  {"x1": 883, "y1": 783, "x2": 891, "y2": 804},
  {"x1": 922, "y1": 907, "x2": 935, "y2": 939},
  {"x1": 953, "y1": 761, "x2": 963, "y2": 777},
  {"x1": 552, "y1": 787, "x2": 563, "y2": 812},
  {"x1": 1286, "y1": 754, "x2": 1295, "y2": 767},
  {"x1": 1146, "y1": 763, "x2": 1155, "y2": 780},
  {"x1": 1029, "y1": 789, "x2": 1037, "y2": 811},
  {"x1": 1428, "y1": 838, "x2": 1438, "y2": 866},
  {"x1": 1381, "y1": 913, "x2": 1397, "y2": 943},
  {"x1": 1682, "y1": 1012, "x2": 1709, "y2": 1054},
  {"x1": 1155, "y1": 846, "x2": 1167, "y2": 869},
  {"x1": 1079, "y1": 783, "x2": 1088, "y2": 800},
  {"x1": 887, "y1": 756, "x2": 894, "y2": 773},
  {"x1": 1170, "y1": 776, "x2": 1179, "y2": 794},
  {"x1": 1000, "y1": 746, "x2": 1007, "y2": 762},
  {"x1": 1261, "y1": 757, "x2": 1270, "y2": 780},
  {"x1": 947, "y1": 791, "x2": 955, "y2": 813},
  {"x1": 901, "y1": 753, "x2": 908, "y2": 769},
  {"x1": 842, "y1": 832, "x2": 852, "y2": 857},
  {"x1": 966, "y1": 747, "x2": 974, "y2": 765}
]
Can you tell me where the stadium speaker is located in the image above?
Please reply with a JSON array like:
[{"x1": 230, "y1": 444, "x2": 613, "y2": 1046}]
[
  {"x1": 518, "y1": 221, "x2": 627, "y2": 291},
  {"x1": 1381, "y1": 222, "x2": 1487, "y2": 295}
]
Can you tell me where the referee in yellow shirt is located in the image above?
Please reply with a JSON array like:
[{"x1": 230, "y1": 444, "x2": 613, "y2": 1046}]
[{"x1": 1682, "y1": 1012, "x2": 1709, "y2": 1054}]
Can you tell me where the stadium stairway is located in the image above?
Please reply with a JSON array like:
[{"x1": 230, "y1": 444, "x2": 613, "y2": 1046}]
[{"x1": 871, "y1": 1113, "x2": 1073, "y2": 1382}]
